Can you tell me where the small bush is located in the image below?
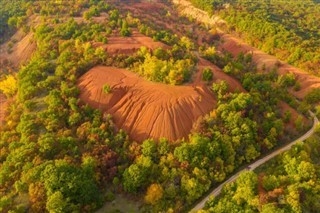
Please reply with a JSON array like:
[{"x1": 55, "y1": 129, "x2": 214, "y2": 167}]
[
  {"x1": 103, "y1": 84, "x2": 111, "y2": 94},
  {"x1": 305, "y1": 88, "x2": 320, "y2": 104},
  {"x1": 202, "y1": 67, "x2": 213, "y2": 81},
  {"x1": 120, "y1": 28, "x2": 131, "y2": 37},
  {"x1": 105, "y1": 191, "x2": 115, "y2": 202},
  {"x1": 294, "y1": 81, "x2": 301, "y2": 91},
  {"x1": 284, "y1": 110, "x2": 292, "y2": 123}
]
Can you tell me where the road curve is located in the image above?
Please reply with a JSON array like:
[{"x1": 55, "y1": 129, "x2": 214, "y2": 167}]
[{"x1": 191, "y1": 111, "x2": 319, "y2": 212}]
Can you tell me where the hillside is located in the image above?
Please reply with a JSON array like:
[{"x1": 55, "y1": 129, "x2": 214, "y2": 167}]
[
  {"x1": 181, "y1": 0, "x2": 320, "y2": 75},
  {"x1": 93, "y1": 30, "x2": 169, "y2": 55},
  {"x1": 78, "y1": 58, "x2": 244, "y2": 141},
  {"x1": 78, "y1": 66, "x2": 215, "y2": 141},
  {"x1": 202, "y1": 122, "x2": 320, "y2": 213},
  {"x1": 0, "y1": 0, "x2": 318, "y2": 213},
  {"x1": 218, "y1": 33, "x2": 320, "y2": 99},
  {"x1": 172, "y1": 0, "x2": 320, "y2": 100}
]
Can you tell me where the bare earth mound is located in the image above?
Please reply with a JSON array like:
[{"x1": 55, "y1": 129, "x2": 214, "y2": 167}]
[
  {"x1": 94, "y1": 31, "x2": 168, "y2": 55},
  {"x1": 0, "y1": 94, "x2": 7, "y2": 126},
  {"x1": 78, "y1": 66, "x2": 216, "y2": 142},
  {"x1": 0, "y1": 31, "x2": 36, "y2": 66},
  {"x1": 218, "y1": 33, "x2": 320, "y2": 99}
]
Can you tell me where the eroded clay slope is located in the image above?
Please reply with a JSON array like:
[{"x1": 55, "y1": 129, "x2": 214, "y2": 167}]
[
  {"x1": 0, "y1": 31, "x2": 36, "y2": 66},
  {"x1": 93, "y1": 31, "x2": 168, "y2": 55},
  {"x1": 78, "y1": 66, "x2": 216, "y2": 142},
  {"x1": 218, "y1": 34, "x2": 320, "y2": 99}
]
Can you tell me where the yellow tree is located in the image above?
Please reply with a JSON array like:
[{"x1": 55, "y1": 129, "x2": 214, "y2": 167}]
[
  {"x1": 0, "y1": 75, "x2": 17, "y2": 97},
  {"x1": 144, "y1": 183, "x2": 163, "y2": 205}
]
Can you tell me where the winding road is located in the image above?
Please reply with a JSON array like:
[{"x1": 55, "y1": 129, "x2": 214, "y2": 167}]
[{"x1": 191, "y1": 111, "x2": 319, "y2": 212}]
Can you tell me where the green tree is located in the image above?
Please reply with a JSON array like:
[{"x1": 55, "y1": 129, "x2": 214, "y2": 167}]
[
  {"x1": 123, "y1": 164, "x2": 146, "y2": 193},
  {"x1": 46, "y1": 191, "x2": 69, "y2": 213},
  {"x1": 102, "y1": 84, "x2": 111, "y2": 94},
  {"x1": 120, "y1": 20, "x2": 131, "y2": 37},
  {"x1": 295, "y1": 115, "x2": 304, "y2": 132},
  {"x1": 202, "y1": 67, "x2": 213, "y2": 82},
  {"x1": 141, "y1": 139, "x2": 157, "y2": 157},
  {"x1": 262, "y1": 175, "x2": 280, "y2": 191}
]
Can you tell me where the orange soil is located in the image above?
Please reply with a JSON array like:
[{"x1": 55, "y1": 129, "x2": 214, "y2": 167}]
[
  {"x1": 0, "y1": 94, "x2": 7, "y2": 126},
  {"x1": 0, "y1": 15, "x2": 41, "y2": 67},
  {"x1": 0, "y1": 31, "x2": 36, "y2": 67},
  {"x1": 218, "y1": 33, "x2": 320, "y2": 99},
  {"x1": 93, "y1": 31, "x2": 168, "y2": 55},
  {"x1": 78, "y1": 65, "x2": 242, "y2": 142},
  {"x1": 119, "y1": 1, "x2": 211, "y2": 45}
]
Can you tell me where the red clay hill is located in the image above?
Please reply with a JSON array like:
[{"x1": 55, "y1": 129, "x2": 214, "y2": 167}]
[
  {"x1": 77, "y1": 64, "x2": 243, "y2": 142},
  {"x1": 78, "y1": 66, "x2": 214, "y2": 142},
  {"x1": 218, "y1": 33, "x2": 320, "y2": 99}
]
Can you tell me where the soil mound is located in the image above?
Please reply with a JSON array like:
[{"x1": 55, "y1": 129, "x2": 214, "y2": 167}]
[
  {"x1": 78, "y1": 66, "x2": 217, "y2": 142},
  {"x1": 0, "y1": 31, "x2": 36, "y2": 66},
  {"x1": 218, "y1": 33, "x2": 320, "y2": 99},
  {"x1": 94, "y1": 31, "x2": 168, "y2": 55},
  {"x1": 0, "y1": 94, "x2": 7, "y2": 126}
]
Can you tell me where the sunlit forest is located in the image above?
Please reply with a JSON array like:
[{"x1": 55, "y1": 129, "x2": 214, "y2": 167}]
[{"x1": 0, "y1": 0, "x2": 319, "y2": 212}]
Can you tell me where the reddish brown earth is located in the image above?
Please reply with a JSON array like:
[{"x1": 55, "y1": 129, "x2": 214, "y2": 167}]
[
  {"x1": 118, "y1": 1, "x2": 212, "y2": 46},
  {"x1": 218, "y1": 33, "x2": 320, "y2": 99},
  {"x1": 94, "y1": 31, "x2": 168, "y2": 55},
  {"x1": 0, "y1": 31, "x2": 36, "y2": 66},
  {"x1": 78, "y1": 66, "x2": 216, "y2": 141},
  {"x1": 0, "y1": 15, "x2": 41, "y2": 67},
  {"x1": 0, "y1": 94, "x2": 8, "y2": 127}
]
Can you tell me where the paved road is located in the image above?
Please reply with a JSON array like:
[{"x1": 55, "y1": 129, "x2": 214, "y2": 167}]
[{"x1": 191, "y1": 111, "x2": 319, "y2": 212}]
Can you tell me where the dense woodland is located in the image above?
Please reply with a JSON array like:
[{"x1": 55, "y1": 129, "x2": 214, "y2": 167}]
[
  {"x1": 202, "y1": 126, "x2": 320, "y2": 213},
  {"x1": 189, "y1": 0, "x2": 320, "y2": 76},
  {"x1": 0, "y1": 0, "x2": 319, "y2": 212}
]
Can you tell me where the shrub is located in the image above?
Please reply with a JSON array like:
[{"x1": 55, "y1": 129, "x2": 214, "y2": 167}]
[
  {"x1": 103, "y1": 84, "x2": 111, "y2": 94},
  {"x1": 284, "y1": 110, "x2": 292, "y2": 123},
  {"x1": 0, "y1": 75, "x2": 17, "y2": 97},
  {"x1": 305, "y1": 88, "x2": 320, "y2": 104},
  {"x1": 202, "y1": 67, "x2": 213, "y2": 81}
]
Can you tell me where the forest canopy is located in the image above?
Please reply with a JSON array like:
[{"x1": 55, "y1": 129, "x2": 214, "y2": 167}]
[{"x1": 0, "y1": 0, "x2": 318, "y2": 212}]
